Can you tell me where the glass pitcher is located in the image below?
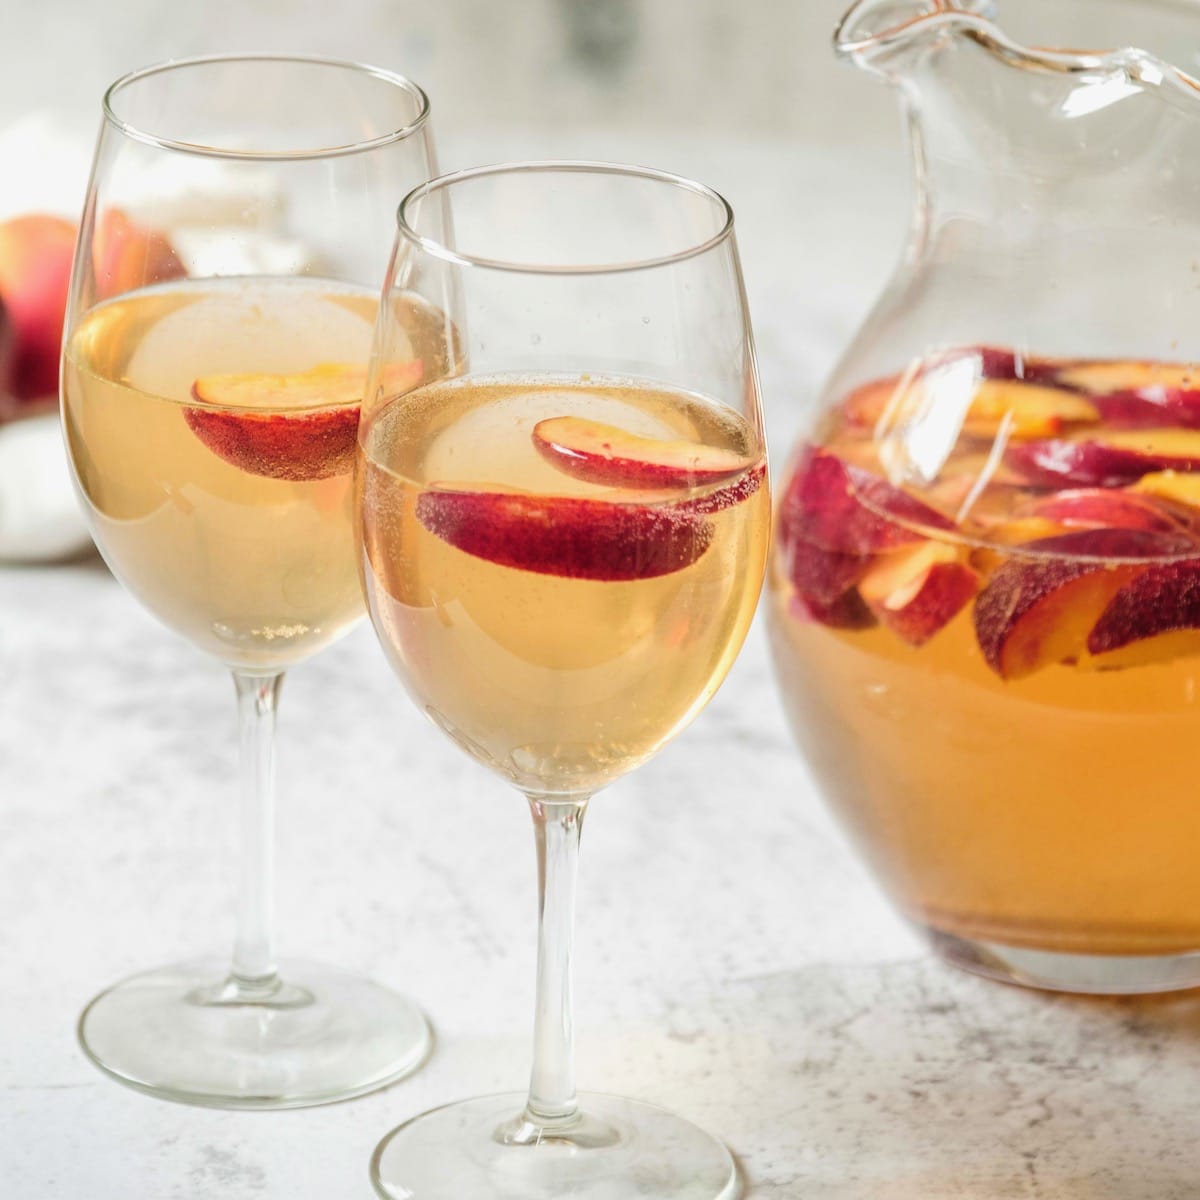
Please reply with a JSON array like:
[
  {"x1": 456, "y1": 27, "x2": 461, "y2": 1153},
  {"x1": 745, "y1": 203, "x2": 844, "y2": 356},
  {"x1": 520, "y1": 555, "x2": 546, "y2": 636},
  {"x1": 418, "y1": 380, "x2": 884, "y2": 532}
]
[{"x1": 770, "y1": 0, "x2": 1200, "y2": 994}]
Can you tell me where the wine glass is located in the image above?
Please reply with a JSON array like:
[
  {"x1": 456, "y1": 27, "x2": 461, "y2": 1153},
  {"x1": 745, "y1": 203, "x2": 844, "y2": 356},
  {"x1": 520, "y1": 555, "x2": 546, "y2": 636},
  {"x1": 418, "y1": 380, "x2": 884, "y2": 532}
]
[
  {"x1": 61, "y1": 54, "x2": 440, "y2": 1108},
  {"x1": 358, "y1": 162, "x2": 768, "y2": 1198}
]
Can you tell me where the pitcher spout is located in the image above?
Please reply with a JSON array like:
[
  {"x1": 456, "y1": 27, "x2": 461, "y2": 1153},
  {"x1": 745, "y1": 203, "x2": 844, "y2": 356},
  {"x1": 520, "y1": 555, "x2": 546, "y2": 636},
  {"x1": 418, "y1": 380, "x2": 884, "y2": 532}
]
[{"x1": 835, "y1": 0, "x2": 993, "y2": 73}]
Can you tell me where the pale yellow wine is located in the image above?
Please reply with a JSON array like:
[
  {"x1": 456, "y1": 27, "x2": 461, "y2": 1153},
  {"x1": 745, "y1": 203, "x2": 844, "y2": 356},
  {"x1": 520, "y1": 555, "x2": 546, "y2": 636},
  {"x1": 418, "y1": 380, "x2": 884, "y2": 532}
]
[
  {"x1": 64, "y1": 277, "x2": 403, "y2": 670},
  {"x1": 358, "y1": 374, "x2": 769, "y2": 795}
]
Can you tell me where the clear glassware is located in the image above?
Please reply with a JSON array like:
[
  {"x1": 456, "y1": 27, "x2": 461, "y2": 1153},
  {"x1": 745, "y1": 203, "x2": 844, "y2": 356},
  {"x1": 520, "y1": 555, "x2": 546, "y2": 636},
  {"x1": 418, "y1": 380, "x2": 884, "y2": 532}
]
[
  {"x1": 357, "y1": 162, "x2": 769, "y2": 1199},
  {"x1": 61, "y1": 54, "x2": 438, "y2": 1107},
  {"x1": 770, "y1": 0, "x2": 1200, "y2": 995}
]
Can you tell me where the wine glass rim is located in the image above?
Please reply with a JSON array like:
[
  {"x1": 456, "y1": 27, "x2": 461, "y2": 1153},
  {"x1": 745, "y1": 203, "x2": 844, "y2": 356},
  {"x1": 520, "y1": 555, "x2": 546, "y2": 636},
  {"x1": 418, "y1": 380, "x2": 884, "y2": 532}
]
[
  {"x1": 102, "y1": 52, "x2": 431, "y2": 160},
  {"x1": 396, "y1": 160, "x2": 736, "y2": 275}
]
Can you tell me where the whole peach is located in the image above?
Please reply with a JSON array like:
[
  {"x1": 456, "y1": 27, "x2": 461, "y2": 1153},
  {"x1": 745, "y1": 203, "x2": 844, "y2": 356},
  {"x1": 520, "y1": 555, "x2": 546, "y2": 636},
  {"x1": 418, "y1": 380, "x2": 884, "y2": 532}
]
[
  {"x1": 0, "y1": 215, "x2": 77, "y2": 402},
  {"x1": 93, "y1": 208, "x2": 185, "y2": 300}
]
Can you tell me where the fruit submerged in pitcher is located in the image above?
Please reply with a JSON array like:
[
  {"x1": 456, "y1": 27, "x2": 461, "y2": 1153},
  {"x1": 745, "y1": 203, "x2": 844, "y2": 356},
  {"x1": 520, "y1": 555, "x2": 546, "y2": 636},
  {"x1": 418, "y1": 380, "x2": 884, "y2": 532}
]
[{"x1": 770, "y1": 349, "x2": 1200, "y2": 960}]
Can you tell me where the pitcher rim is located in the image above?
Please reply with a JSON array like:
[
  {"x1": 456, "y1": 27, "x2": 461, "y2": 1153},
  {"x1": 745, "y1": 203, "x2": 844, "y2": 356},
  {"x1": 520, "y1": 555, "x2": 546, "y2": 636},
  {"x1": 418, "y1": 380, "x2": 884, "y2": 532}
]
[{"x1": 834, "y1": 0, "x2": 1200, "y2": 94}]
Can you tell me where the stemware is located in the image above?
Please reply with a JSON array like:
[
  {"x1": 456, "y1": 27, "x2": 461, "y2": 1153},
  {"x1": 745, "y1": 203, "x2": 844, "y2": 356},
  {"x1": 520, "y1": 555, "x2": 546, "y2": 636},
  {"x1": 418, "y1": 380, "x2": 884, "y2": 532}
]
[
  {"x1": 61, "y1": 54, "x2": 439, "y2": 1107},
  {"x1": 357, "y1": 162, "x2": 769, "y2": 1199}
]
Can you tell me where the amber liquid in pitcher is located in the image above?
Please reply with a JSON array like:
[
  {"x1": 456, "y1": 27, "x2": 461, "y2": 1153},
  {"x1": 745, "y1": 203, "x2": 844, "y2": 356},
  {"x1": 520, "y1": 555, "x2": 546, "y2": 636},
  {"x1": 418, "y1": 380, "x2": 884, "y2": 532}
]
[{"x1": 771, "y1": 350, "x2": 1200, "y2": 955}]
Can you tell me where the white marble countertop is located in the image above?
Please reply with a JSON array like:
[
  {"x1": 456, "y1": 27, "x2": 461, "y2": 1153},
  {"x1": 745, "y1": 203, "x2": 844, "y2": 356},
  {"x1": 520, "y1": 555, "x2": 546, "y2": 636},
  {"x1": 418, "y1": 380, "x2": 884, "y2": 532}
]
[
  {"x1": 3, "y1": 6, "x2": 1200, "y2": 1194},
  {"x1": 6, "y1": 560, "x2": 1200, "y2": 1199}
]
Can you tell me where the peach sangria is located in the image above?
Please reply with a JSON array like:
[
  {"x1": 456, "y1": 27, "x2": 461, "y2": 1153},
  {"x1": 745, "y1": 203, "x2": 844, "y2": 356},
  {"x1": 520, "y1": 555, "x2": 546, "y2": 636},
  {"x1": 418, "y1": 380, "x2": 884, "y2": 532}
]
[
  {"x1": 769, "y1": 347, "x2": 1200, "y2": 992},
  {"x1": 359, "y1": 373, "x2": 769, "y2": 797}
]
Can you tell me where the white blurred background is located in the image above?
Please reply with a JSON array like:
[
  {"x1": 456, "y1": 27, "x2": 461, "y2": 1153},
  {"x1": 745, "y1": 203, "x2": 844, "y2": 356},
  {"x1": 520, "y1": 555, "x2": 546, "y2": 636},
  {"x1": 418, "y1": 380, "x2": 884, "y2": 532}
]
[
  {"x1": 0, "y1": 0, "x2": 911, "y2": 468},
  {"x1": 3, "y1": 0, "x2": 897, "y2": 147}
]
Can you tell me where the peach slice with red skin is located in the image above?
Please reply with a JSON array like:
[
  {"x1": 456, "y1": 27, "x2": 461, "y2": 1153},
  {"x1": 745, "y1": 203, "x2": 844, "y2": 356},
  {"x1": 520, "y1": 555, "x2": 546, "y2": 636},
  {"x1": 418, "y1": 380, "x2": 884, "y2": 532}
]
[
  {"x1": 972, "y1": 528, "x2": 1195, "y2": 679},
  {"x1": 415, "y1": 487, "x2": 713, "y2": 581},
  {"x1": 187, "y1": 360, "x2": 422, "y2": 481},
  {"x1": 1007, "y1": 428, "x2": 1200, "y2": 489},
  {"x1": 927, "y1": 344, "x2": 1065, "y2": 385},
  {"x1": 859, "y1": 540, "x2": 979, "y2": 646},
  {"x1": 1130, "y1": 469, "x2": 1200, "y2": 518},
  {"x1": 784, "y1": 534, "x2": 873, "y2": 607},
  {"x1": 1086, "y1": 560, "x2": 1200, "y2": 667},
  {"x1": 958, "y1": 380, "x2": 1097, "y2": 440},
  {"x1": 674, "y1": 461, "x2": 766, "y2": 515},
  {"x1": 843, "y1": 366, "x2": 1096, "y2": 440},
  {"x1": 781, "y1": 447, "x2": 953, "y2": 556},
  {"x1": 1054, "y1": 360, "x2": 1200, "y2": 429},
  {"x1": 789, "y1": 587, "x2": 877, "y2": 631},
  {"x1": 1017, "y1": 487, "x2": 1187, "y2": 534},
  {"x1": 532, "y1": 415, "x2": 755, "y2": 489}
]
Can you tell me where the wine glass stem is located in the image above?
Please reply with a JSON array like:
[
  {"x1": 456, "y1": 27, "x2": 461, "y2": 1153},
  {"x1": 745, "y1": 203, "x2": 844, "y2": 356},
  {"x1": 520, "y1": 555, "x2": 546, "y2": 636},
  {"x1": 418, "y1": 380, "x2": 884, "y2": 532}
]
[
  {"x1": 231, "y1": 670, "x2": 284, "y2": 990},
  {"x1": 524, "y1": 795, "x2": 589, "y2": 1127}
]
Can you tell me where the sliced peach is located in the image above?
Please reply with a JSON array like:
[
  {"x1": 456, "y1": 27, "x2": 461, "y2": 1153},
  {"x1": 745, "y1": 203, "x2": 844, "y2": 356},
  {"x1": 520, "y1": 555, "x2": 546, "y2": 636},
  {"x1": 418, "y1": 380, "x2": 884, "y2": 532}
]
[
  {"x1": 843, "y1": 373, "x2": 905, "y2": 428},
  {"x1": 1056, "y1": 361, "x2": 1200, "y2": 395},
  {"x1": 789, "y1": 588, "x2": 877, "y2": 631},
  {"x1": 859, "y1": 540, "x2": 979, "y2": 645},
  {"x1": 972, "y1": 528, "x2": 1194, "y2": 679},
  {"x1": 1054, "y1": 360, "x2": 1200, "y2": 428},
  {"x1": 675, "y1": 461, "x2": 766, "y2": 515},
  {"x1": 1087, "y1": 560, "x2": 1200, "y2": 668},
  {"x1": 784, "y1": 534, "x2": 873, "y2": 608},
  {"x1": 1018, "y1": 487, "x2": 1186, "y2": 534},
  {"x1": 969, "y1": 517, "x2": 1065, "y2": 576},
  {"x1": 780, "y1": 447, "x2": 953, "y2": 556},
  {"x1": 1100, "y1": 429, "x2": 1200, "y2": 458},
  {"x1": 1130, "y1": 470, "x2": 1200, "y2": 512},
  {"x1": 93, "y1": 208, "x2": 186, "y2": 300},
  {"x1": 415, "y1": 487, "x2": 713, "y2": 580},
  {"x1": 532, "y1": 415, "x2": 755, "y2": 489},
  {"x1": 843, "y1": 369, "x2": 1095, "y2": 439},
  {"x1": 928, "y1": 345, "x2": 1065, "y2": 385},
  {"x1": 1007, "y1": 429, "x2": 1200, "y2": 488},
  {"x1": 960, "y1": 380, "x2": 1097, "y2": 439},
  {"x1": 186, "y1": 360, "x2": 422, "y2": 481}
]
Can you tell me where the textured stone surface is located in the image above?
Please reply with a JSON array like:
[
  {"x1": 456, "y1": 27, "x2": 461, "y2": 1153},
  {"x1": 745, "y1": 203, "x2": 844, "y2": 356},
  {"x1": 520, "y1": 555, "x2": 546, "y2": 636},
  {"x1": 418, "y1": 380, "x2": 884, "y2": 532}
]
[{"x1": 7, "y1": 559, "x2": 1200, "y2": 1198}]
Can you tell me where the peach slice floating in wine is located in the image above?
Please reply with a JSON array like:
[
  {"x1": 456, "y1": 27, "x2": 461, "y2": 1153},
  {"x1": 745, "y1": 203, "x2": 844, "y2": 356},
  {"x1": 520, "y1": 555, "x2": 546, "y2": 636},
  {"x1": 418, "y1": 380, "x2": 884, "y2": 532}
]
[
  {"x1": 784, "y1": 533, "x2": 873, "y2": 609},
  {"x1": 972, "y1": 528, "x2": 1194, "y2": 679},
  {"x1": 532, "y1": 415, "x2": 755, "y2": 488},
  {"x1": 1054, "y1": 360, "x2": 1200, "y2": 429},
  {"x1": 859, "y1": 540, "x2": 979, "y2": 646},
  {"x1": 1130, "y1": 469, "x2": 1200, "y2": 518},
  {"x1": 1018, "y1": 487, "x2": 1187, "y2": 534},
  {"x1": 675, "y1": 461, "x2": 766, "y2": 515},
  {"x1": 415, "y1": 487, "x2": 713, "y2": 581},
  {"x1": 187, "y1": 360, "x2": 422, "y2": 481},
  {"x1": 1086, "y1": 559, "x2": 1200, "y2": 668},
  {"x1": 789, "y1": 586, "x2": 877, "y2": 631},
  {"x1": 782, "y1": 447, "x2": 953, "y2": 555},
  {"x1": 1007, "y1": 428, "x2": 1200, "y2": 489},
  {"x1": 844, "y1": 370, "x2": 1096, "y2": 439},
  {"x1": 959, "y1": 380, "x2": 1097, "y2": 439}
]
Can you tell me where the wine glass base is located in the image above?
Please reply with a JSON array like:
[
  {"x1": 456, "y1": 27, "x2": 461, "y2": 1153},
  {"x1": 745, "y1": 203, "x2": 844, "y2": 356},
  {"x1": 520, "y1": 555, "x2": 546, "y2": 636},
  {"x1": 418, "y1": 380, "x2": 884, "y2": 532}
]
[
  {"x1": 78, "y1": 957, "x2": 431, "y2": 1109},
  {"x1": 370, "y1": 1091, "x2": 741, "y2": 1200},
  {"x1": 927, "y1": 928, "x2": 1200, "y2": 994}
]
